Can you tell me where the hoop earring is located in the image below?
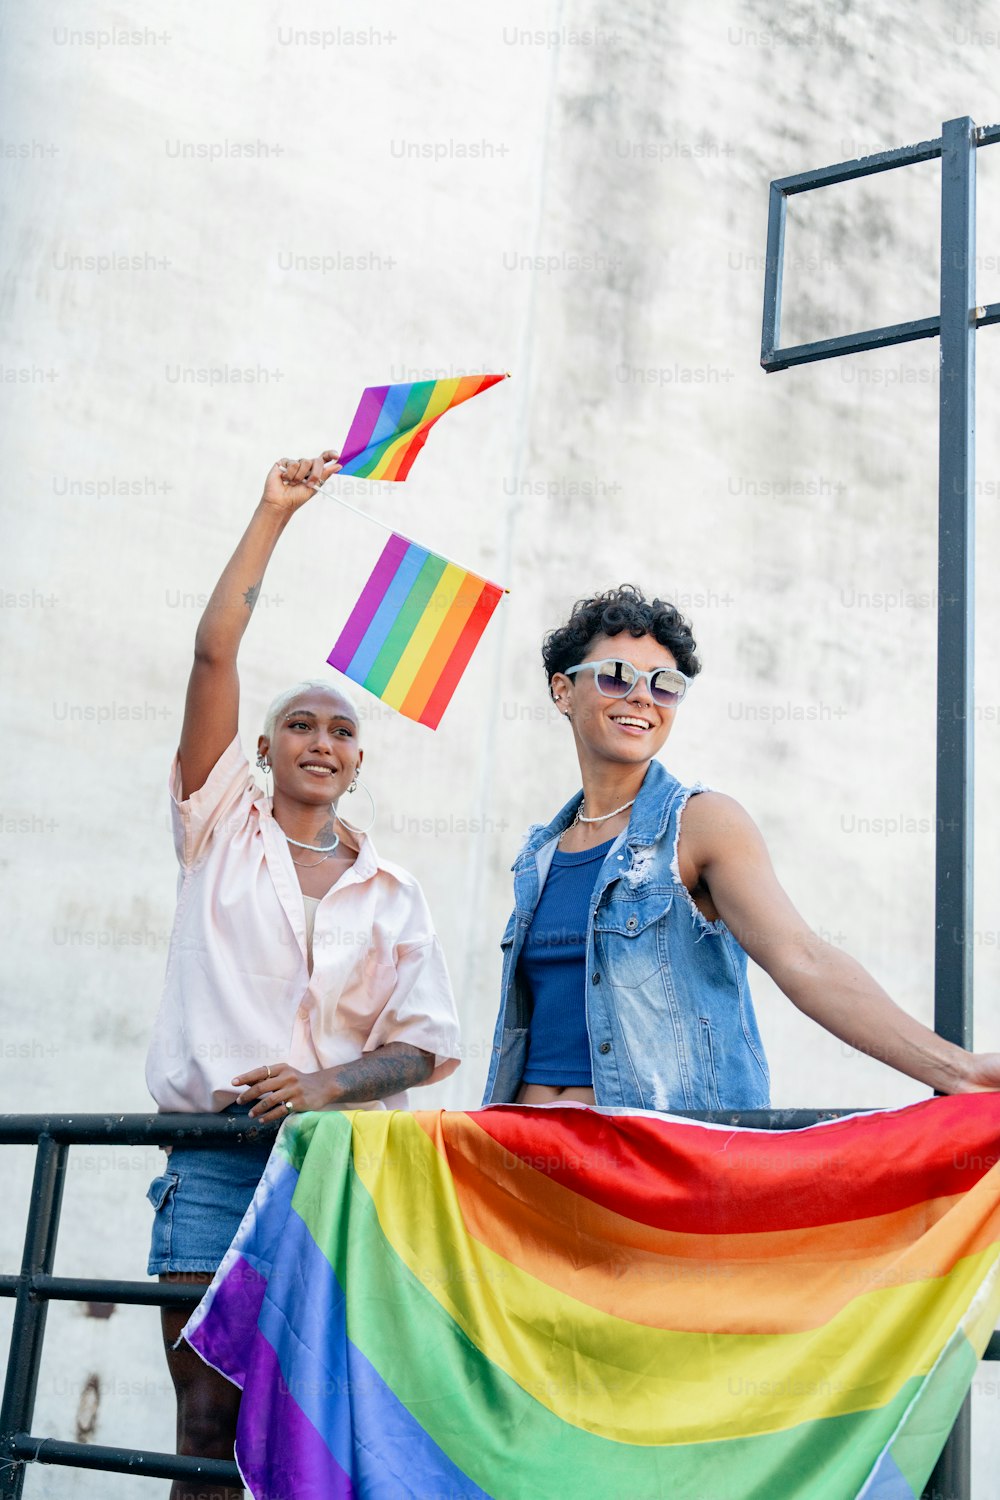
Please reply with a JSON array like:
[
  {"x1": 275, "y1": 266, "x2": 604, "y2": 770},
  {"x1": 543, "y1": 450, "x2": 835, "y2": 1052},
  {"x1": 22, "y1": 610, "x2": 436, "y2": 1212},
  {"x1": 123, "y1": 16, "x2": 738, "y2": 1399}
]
[
  {"x1": 337, "y1": 772, "x2": 376, "y2": 835},
  {"x1": 255, "y1": 752, "x2": 273, "y2": 797}
]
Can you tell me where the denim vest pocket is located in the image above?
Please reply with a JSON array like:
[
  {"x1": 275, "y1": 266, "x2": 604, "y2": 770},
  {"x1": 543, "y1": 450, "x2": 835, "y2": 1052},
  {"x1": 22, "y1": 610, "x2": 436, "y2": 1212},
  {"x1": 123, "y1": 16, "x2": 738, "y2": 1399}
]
[{"x1": 592, "y1": 886, "x2": 674, "y2": 988}]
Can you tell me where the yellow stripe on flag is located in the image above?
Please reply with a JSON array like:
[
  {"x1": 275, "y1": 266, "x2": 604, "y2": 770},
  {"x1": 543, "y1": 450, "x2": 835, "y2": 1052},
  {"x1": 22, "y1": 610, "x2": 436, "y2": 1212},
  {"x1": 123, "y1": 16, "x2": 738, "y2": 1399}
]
[{"x1": 382, "y1": 562, "x2": 467, "y2": 709}]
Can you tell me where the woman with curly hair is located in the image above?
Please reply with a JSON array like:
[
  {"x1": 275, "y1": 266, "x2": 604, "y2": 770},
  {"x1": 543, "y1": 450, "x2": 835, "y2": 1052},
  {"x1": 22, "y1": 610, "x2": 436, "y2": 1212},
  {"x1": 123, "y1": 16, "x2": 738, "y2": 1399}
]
[{"x1": 482, "y1": 584, "x2": 1000, "y2": 1110}]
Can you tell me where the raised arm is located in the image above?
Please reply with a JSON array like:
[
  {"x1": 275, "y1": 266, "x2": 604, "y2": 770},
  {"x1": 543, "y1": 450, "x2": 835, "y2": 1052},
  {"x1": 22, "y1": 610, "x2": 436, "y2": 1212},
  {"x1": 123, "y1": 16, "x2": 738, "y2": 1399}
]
[
  {"x1": 683, "y1": 791, "x2": 1000, "y2": 1094},
  {"x1": 177, "y1": 451, "x2": 339, "y2": 798}
]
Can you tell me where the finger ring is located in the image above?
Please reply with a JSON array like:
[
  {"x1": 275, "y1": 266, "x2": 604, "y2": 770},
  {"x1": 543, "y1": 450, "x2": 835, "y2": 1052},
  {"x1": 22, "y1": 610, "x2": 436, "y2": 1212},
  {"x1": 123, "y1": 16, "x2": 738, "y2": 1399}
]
[
  {"x1": 284, "y1": 1100, "x2": 294, "y2": 1113},
  {"x1": 265, "y1": 1065, "x2": 271, "y2": 1079}
]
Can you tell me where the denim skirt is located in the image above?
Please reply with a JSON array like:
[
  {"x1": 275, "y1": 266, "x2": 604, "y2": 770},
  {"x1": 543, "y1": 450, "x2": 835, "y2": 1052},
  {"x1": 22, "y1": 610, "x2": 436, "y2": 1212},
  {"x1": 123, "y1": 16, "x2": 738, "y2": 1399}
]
[{"x1": 146, "y1": 1104, "x2": 275, "y2": 1275}]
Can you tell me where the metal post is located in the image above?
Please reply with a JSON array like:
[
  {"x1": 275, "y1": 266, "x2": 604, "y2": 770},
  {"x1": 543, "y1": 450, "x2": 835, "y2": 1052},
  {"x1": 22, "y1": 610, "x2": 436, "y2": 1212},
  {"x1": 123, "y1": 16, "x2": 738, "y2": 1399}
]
[
  {"x1": 760, "y1": 183, "x2": 787, "y2": 363},
  {"x1": 0, "y1": 1135, "x2": 68, "y2": 1500},
  {"x1": 923, "y1": 112, "x2": 977, "y2": 1500},
  {"x1": 933, "y1": 114, "x2": 977, "y2": 1049}
]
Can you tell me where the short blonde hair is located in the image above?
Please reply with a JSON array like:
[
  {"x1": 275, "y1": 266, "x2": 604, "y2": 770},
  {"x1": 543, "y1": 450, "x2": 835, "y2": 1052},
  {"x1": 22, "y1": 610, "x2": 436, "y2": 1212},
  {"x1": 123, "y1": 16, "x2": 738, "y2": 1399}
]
[{"x1": 261, "y1": 679, "x2": 359, "y2": 745}]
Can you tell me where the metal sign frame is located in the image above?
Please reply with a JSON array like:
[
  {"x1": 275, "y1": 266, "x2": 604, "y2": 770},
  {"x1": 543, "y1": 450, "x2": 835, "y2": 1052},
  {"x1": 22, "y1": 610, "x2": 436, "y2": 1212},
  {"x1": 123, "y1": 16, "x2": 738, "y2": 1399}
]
[{"x1": 761, "y1": 115, "x2": 1000, "y2": 1499}]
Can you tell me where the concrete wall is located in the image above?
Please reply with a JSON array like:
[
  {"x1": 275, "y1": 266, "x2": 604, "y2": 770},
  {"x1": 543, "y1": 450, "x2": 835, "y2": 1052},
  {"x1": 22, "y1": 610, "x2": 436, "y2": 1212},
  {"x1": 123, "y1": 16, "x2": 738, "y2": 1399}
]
[{"x1": 4, "y1": 0, "x2": 1000, "y2": 1491}]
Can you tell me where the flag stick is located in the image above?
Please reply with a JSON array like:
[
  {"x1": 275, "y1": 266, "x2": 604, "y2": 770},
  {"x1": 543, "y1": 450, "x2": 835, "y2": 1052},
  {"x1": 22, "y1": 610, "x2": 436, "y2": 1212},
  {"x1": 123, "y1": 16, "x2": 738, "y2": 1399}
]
[{"x1": 313, "y1": 481, "x2": 510, "y2": 594}]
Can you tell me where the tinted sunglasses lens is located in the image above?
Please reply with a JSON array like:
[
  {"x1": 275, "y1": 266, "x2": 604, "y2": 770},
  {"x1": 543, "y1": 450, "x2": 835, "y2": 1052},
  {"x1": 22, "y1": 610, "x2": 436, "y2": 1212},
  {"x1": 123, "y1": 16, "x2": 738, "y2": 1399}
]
[
  {"x1": 595, "y1": 660, "x2": 634, "y2": 697},
  {"x1": 650, "y1": 670, "x2": 685, "y2": 705}
]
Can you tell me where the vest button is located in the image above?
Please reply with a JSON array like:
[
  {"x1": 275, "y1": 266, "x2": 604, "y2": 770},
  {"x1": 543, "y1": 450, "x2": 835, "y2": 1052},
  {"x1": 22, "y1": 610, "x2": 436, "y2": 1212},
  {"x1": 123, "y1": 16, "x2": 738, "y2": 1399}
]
[
  {"x1": 592, "y1": 972, "x2": 601, "y2": 984},
  {"x1": 626, "y1": 915, "x2": 638, "y2": 930},
  {"x1": 599, "y1": 1041, "x2": 612, "y2": 1054}
]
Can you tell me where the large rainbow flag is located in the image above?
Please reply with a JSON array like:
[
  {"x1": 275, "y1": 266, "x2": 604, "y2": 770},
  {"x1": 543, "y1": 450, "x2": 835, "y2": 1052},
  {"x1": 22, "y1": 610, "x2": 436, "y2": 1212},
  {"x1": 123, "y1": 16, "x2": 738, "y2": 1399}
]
[
  {"x1": 183, "y1": 1097, "x2": 1000, "y2": 1499},
  {"x1": 327, "y1": 531, "x2": 504, "y2": 728},
  {"x1": 336, "y1": 373, "x2": 508, "y2": 481}
]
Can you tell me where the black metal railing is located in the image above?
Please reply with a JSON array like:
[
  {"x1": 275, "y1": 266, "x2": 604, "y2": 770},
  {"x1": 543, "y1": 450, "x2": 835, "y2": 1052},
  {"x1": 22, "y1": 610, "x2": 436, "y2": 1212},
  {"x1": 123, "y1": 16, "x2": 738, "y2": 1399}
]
[
  {"x1": 2, "y1": 1109, "x2": 997, "y2": 1499},
  {"x1": 0, "y1": 1113, "x2": 278, "y2": 1499}
]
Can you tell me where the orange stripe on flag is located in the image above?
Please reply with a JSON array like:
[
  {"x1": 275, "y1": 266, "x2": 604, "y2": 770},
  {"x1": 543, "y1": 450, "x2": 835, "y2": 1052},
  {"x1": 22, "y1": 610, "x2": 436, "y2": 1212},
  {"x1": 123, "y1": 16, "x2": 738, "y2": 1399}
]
[
  {"x1": 399, "y1": 573, "x2": 485, "y2": 722},
  {"x1": 419, "y1": 580, "x2": 503, "y2": 728}
]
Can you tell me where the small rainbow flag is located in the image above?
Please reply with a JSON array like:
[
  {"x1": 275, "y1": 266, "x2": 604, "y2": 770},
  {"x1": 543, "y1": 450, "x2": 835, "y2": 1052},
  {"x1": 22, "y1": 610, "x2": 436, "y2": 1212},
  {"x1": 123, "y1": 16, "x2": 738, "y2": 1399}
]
[
  {"x1": 336, "y1": 373, "x2": 508, "y2": 481},
  {"x1": 327, "y1": 532, "x2": 504, "y2": 728},
  {"x1": 184, "y1": 1096, "x2": 1000, "y2": 1500}
]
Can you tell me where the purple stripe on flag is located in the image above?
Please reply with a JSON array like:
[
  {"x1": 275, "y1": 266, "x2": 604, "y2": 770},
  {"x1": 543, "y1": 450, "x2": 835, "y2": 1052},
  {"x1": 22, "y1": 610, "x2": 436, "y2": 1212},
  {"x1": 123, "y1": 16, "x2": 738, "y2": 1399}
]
[
  {"x1": 236, "y1": 1330, "x2": 357, "y2": 1500},
  {"x1": 327, "y1": 534, "x2": 409, "y2": 671},
  {"x1": 363, "y1": 382, "x2": 414, "y2": 450},
  {"x1": 185, "y1": 1254, "x2": 267, "y2": 1388},
  {"x1": 338, "y1": 383, "x2": 416, "y2": 475},
  {"x1": 339, "y1": 385, "x2": 388, "y2": 467}
]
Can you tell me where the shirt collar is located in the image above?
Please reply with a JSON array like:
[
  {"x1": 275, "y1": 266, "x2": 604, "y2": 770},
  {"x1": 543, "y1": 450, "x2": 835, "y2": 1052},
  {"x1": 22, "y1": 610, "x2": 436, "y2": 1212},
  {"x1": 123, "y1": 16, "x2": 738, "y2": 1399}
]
[
  {"x1": 260, "y1": 795, "x2": 382, "y2": 884},
  {"x1": 514, "y1": 758, "x2": 679, "y2": 867}
]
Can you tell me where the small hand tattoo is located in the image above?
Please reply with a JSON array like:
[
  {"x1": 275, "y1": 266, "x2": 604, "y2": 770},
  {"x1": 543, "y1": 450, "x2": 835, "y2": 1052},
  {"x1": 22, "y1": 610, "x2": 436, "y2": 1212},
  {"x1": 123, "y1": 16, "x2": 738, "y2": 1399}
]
[{"x1": 244, "y1": 581, "x2": 262, "y2": 611}]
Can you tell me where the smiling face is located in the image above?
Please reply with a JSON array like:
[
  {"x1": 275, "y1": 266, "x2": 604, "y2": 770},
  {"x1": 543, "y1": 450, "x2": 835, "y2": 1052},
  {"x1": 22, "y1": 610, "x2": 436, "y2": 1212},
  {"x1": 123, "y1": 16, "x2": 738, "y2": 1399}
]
[
  {"x1": 549, "y1": 632, "x2": 681, "y2": 766},
  {"x1": 257, "y1": 686, "x2": 362, "y2": 807}
]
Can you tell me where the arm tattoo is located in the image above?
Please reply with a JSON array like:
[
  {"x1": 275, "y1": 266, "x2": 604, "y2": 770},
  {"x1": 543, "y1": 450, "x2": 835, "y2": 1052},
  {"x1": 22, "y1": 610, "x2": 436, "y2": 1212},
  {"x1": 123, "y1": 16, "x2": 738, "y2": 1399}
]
[
  {"x1": 329, "y1": 1043, "x2": 433, "y2": 1104},
  {"x1": 243, "y1": 580, "x2": 262, "y2": 611}
]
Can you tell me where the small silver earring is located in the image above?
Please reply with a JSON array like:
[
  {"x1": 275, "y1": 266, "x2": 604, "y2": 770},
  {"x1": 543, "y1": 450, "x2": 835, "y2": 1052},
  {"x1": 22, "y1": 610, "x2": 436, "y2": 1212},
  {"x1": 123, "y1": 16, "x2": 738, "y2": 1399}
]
[
  {"x1": 256, "y1": 752, "x2": 270, "y2": 771},
  {"x1": 337, "y1": 771, "x2": 376, "y2": 835}
]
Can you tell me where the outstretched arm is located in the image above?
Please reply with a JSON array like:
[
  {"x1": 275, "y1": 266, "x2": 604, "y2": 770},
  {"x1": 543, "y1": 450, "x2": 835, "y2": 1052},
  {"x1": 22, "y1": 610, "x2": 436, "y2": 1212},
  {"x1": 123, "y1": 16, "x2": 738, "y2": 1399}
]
[
  {"x1": 177, "y1": 452, "x2": 339, "y2": 798},
  {"x1": 684, "y1": 791, "x2": 1000, "y2": 1094}
]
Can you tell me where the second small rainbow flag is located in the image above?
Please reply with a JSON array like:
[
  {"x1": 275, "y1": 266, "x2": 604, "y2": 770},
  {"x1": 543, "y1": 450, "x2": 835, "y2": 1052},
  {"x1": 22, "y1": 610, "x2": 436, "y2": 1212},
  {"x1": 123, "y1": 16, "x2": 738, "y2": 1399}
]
[
  {"x1": 337, "y1": 373, "x2": 508, "y2": 481},
  {"x1": 327, "y1": 533, "x2": 504, "y2": 728}
]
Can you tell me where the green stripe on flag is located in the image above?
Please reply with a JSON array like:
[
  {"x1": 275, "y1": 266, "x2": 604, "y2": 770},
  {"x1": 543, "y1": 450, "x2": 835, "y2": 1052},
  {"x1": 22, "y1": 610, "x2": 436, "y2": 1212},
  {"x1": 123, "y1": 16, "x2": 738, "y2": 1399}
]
[{"x1": 364, "y1": 552, "x2": 447, "y2": 696}]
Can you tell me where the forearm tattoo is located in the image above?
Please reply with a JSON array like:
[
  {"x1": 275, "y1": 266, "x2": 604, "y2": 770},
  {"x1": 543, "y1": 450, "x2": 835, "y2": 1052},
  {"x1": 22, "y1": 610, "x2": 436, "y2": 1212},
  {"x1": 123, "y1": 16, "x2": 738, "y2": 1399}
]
[
  {"x1": 243, "y1": 580, "x2": 262, "y2": 611},
  {"x1": 331, "y1": 1043, "x2": 433, "y2": 1103}
]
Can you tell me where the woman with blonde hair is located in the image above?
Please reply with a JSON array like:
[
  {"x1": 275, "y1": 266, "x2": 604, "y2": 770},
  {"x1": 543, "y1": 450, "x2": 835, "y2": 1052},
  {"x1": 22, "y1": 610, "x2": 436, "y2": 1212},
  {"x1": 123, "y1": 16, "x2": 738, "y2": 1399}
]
[{"x1": 145, "y1": 452, "x2": 461, "y2": 1500}]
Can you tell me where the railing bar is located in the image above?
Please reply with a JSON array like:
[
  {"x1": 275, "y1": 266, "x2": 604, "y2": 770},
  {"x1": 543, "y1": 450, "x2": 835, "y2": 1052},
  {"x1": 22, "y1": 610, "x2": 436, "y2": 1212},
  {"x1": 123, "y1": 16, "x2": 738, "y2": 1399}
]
[
  {"x1": 9, "y1": 1432, "x2": 240, "y2": 1482},
  {"x1": 773, "y1": 137, "x2": 943, "y2": 195},
  {"x1": 2, "y1": 1284, "x2": 203, "y2": 1308},
  {"x1": 762, "y1": 317, "x2": 941, "y2": 373},
  {"x1": 0, "y1": 1114, "x2": 279, "y2": 1146}
]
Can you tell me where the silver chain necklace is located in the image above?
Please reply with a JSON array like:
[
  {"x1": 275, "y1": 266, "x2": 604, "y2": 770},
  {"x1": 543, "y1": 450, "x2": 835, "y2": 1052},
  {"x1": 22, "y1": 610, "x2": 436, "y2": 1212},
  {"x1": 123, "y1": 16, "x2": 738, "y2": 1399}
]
[
  {"x1": 560, "y1": 796, "x2": 636, "y2": 845},
  {"x1": 281, "y1": 824, "x2": 340, "y2": 866},
  {"x1": 573, "y1": 796, "x2": 636, "y2": 826}
]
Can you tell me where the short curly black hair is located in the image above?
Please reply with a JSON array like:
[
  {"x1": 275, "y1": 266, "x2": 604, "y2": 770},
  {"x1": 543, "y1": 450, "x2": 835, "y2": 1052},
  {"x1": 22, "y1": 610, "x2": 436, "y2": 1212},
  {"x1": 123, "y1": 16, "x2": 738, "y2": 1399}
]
[{"x1": 542, "y1": 585, "x2": 702, "y2": 693}]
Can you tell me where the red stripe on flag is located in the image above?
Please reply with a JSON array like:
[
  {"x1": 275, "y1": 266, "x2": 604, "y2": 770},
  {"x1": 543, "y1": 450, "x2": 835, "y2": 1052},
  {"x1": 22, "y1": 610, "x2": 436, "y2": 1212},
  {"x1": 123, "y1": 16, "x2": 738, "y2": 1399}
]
[
  {"x1": 469, "y1": 1094, "x2": 1000, "y2": 1234},
  {"x1": 418, "y1": 580, "x2": 503, "y2": 728}
]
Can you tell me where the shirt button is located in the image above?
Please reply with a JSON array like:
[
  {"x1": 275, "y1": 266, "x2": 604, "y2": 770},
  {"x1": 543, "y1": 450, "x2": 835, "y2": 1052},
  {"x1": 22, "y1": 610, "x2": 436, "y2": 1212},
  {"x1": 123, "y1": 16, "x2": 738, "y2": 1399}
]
[
  {"x1": 599, "y1": 1041, "x2": 612, "y2": 1054},
  {"x1": 592, "y1": 973, "x2": 601, "y2": 985}
]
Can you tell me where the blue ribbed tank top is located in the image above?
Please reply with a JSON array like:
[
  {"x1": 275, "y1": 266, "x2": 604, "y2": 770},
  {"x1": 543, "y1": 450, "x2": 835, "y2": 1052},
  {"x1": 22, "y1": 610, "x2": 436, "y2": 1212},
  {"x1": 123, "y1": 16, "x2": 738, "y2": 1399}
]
[{"x1": 519, "y1": 836, "x2": 615, "y2": 1086}]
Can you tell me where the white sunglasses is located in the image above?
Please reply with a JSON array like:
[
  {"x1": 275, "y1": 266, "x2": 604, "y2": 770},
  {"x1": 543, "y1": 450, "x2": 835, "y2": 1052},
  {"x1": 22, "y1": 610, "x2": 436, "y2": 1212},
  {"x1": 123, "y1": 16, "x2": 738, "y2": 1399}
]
[{"x1": 563, "y1": 657, "x2": 691, "y2": 706}]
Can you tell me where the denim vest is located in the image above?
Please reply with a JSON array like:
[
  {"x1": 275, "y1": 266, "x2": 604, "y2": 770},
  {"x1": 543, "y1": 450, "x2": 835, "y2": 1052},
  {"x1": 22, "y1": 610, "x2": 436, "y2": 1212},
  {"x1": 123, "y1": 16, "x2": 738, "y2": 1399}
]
[{"x1": 481, "y1": 759, "x2": 771, "y2": 1111}]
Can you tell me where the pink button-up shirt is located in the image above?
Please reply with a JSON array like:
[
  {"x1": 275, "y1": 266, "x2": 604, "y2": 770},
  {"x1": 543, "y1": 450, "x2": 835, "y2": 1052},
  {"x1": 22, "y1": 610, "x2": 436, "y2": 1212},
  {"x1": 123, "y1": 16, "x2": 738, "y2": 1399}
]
[{"x1": 145, "y1": 736, "x2": 461, "y2": 1112}]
